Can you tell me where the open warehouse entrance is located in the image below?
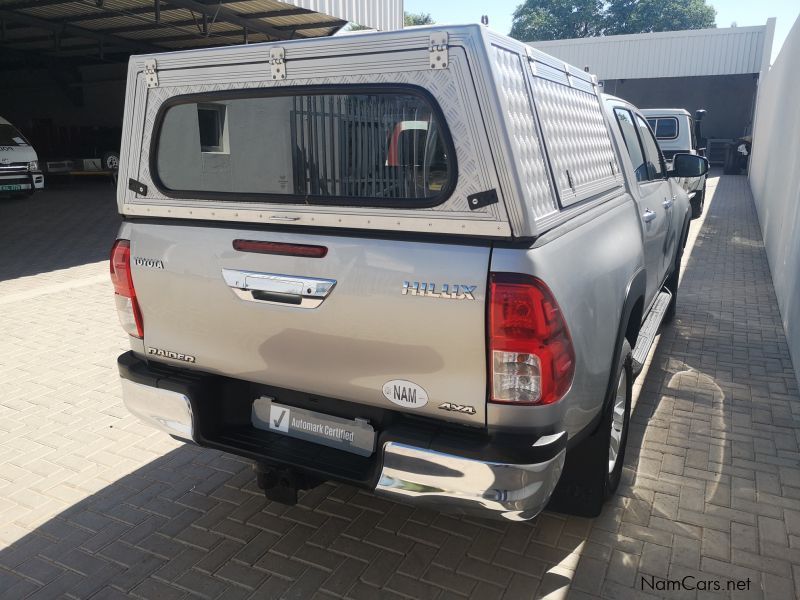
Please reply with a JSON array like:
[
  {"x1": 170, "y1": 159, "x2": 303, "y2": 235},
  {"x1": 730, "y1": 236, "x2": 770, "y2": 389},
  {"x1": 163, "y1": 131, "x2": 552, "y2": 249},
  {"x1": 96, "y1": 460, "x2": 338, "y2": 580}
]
[{"x1": 0, "y1": 0, "x2": 401, "y2": 179}]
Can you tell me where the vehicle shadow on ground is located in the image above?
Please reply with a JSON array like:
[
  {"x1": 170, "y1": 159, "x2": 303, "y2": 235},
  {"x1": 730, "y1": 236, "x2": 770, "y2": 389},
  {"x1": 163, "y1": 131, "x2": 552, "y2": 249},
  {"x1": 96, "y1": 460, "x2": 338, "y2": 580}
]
[
  {"x1": 0, "y1": 180, "x2": 120, "y2": 282},
  {"x1": 1, "y1": 175, "x2": 796, "y2": 599},
  {"x1": 588, "y1": 173, "x2": 799, "y2": 598}
]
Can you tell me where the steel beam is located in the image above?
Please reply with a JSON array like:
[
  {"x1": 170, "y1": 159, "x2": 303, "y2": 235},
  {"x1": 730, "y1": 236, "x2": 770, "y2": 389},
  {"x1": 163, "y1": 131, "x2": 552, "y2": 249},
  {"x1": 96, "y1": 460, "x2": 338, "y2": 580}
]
[
  {"x1": 0, "y1": 8, "x2": 162, "y2": 52},
  {"x1": 82, "y1": 9, "x2": 315, "y2": 36},
  {"x1": 273, "y1": 20, "x2": 346, "y2": 31},
  {"x1": 162, "y1": 0, "x2": 293, "y2": 40},
  {"x1": 1, "y1": 0, "x2": 83, "y2": 10}
]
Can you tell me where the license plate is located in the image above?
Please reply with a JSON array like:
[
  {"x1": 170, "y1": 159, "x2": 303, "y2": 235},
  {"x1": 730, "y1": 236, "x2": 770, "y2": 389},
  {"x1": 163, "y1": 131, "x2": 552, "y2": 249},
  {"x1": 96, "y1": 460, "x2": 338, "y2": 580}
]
[
  {"x1": 0, "y1": 184, "x2": 28, "y2": 191},
  {"x1": 252, "y1": 397, "x2": 376, "y2": 457}
]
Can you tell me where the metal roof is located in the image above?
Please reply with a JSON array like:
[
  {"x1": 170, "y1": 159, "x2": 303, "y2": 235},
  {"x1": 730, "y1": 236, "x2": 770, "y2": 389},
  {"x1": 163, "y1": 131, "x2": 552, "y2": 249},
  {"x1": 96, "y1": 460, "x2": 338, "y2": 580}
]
[
  {"x1": 530, "y1": 21, "x2": 776, "y2": 80},
  {"x1": 0, "y1": 0, "x2": 403, "y2": 64}
]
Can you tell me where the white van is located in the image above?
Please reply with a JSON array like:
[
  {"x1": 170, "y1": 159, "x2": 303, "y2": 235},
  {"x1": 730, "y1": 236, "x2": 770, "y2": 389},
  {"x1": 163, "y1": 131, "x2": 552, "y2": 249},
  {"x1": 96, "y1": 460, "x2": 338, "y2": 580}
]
[
  {"x1": 641, "y1": 108, "x2": 707, "y2": 219},
  {"x1": 0, "y1": 117, "x2": 44, "y2": 197}
]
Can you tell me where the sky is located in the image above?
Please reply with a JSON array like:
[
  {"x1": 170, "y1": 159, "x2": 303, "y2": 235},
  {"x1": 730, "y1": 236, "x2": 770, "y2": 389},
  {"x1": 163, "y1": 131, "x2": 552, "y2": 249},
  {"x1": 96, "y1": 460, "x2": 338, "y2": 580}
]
[{"x1": 403, "y1": 0, "x2": 799, "y2": 63}]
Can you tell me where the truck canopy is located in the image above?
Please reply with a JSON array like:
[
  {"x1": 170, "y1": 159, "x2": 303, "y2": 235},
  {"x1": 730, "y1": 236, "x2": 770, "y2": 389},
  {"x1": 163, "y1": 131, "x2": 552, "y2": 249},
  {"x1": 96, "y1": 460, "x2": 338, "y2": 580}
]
[{"x1": 118, "y1": 25, "x2": 625, "y2": 240}]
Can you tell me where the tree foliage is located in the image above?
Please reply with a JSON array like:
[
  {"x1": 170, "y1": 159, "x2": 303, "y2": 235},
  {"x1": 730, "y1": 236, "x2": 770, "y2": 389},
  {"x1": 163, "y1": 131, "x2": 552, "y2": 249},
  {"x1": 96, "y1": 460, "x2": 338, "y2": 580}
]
[
  {"x1": 347, "y1": 11, "x2": 434, "y2": 31},
  {"x1": 510, "y1": 0, "x2": 716, "y2": 42},
  {"x1": 404, "y1": 12, "x2": 435, "y2": 27}
]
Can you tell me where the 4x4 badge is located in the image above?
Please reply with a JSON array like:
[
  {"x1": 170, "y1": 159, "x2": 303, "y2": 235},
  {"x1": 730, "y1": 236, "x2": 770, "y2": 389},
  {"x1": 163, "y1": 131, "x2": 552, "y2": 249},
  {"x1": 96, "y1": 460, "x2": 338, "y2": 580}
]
[{"x1": 438, "y1": 402, "x2": 476, "y2": 415}]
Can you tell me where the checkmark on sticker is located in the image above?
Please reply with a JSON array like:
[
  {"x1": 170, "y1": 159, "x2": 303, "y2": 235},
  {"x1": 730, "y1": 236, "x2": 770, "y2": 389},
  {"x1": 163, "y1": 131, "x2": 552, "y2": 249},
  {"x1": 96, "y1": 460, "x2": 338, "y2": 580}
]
[{"x1": 269, "y1": 405, "x2": 290, "y2": 433}]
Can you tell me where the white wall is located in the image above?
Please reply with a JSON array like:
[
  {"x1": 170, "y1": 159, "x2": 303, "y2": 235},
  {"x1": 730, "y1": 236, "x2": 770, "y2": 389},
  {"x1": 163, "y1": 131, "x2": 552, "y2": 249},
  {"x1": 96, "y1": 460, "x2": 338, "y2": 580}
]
[
  {"x1": 157, "y1": 98, "x2": 294, "y2": 195},
  {"x1": 531, "y1": 21, "x2": 774, "y2": 80},
  {"x1": 290, "y1": 0, "x2": 403, "y2": 30},
  {"x1": 749, "y1": 14, "x2": 800, "y2": 387}
]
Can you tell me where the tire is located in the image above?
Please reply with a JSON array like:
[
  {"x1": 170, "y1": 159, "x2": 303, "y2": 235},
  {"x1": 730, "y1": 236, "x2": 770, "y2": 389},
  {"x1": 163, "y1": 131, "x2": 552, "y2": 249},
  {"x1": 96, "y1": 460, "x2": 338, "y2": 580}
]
[
  {"x1": 664, "y1": 216, "x2": 689, "y2": 324},
  {"x1": 547, "y1": 339, "x2": 633, "y2": 517},
  {"x1": 102, "y1": 151, "x2": 120, "y2": 171},
  {"x1": 663, "y1": 265, "x2": 679, "y2": 324},
  {"x1": 690, "y1": 184, "x2": 705, "y2": 220}
]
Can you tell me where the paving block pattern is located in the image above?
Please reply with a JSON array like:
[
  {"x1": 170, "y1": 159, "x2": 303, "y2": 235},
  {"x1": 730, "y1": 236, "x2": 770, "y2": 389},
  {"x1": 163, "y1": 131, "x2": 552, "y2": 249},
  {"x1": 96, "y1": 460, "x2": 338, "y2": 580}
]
[{"x1": 0, "y1": 175, "x2": 798, "y2": 599}]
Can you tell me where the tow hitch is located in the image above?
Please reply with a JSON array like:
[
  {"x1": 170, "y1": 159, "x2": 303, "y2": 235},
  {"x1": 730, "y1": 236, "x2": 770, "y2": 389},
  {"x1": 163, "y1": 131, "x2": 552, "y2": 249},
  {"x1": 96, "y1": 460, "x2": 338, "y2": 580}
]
[{"x1": 253, "y1": 463, "x2": 321, "y2": 505}]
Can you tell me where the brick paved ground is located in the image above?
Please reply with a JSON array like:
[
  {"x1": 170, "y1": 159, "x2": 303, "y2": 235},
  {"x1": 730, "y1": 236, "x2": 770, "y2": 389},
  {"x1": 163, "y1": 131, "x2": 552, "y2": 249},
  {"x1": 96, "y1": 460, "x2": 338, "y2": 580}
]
[{"x1": 0, "y1": 174, "x2": 798, "y2": 599}]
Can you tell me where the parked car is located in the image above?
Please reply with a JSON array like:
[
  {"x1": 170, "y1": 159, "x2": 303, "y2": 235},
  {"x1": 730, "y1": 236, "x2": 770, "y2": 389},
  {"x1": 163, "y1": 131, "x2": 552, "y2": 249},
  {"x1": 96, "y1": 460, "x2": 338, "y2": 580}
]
[
  {"x1": 641, "y1": 108, "x2": 707, "y2": 219},
  {"x1": 0, "y1": 116, "x2": 44, "y2": 197},
  {"x1": 111, "y1": 25, "x2": 708, "y2": 520}
]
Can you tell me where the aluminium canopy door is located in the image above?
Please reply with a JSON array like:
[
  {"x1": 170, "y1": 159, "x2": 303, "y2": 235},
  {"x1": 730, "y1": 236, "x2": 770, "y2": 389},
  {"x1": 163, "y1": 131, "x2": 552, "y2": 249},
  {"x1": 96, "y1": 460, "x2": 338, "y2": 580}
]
[{"x1": 117, "y1": 28, "x2": 512, "y2": 238}]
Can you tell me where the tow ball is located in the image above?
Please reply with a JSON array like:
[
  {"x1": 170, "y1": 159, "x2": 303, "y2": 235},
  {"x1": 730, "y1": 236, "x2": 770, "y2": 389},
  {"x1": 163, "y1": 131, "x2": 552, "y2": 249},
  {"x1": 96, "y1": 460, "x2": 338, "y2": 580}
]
[{"x1": 253, "y1": 463, "x2": 321, "y2": 505}]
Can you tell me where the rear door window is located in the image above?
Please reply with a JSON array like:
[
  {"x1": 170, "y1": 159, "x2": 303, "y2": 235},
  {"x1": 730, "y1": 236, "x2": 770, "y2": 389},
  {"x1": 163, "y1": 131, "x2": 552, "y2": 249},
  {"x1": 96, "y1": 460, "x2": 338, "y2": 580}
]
[
  {"x1": 635, "y1": 115, "x2": 665, "y2": 180},
  {"x1": 614, "y1": 108, "x2": 648, "y2": 183},
  {"x1": 152, "y1": 86, "x2": 456, "y2": 207}
]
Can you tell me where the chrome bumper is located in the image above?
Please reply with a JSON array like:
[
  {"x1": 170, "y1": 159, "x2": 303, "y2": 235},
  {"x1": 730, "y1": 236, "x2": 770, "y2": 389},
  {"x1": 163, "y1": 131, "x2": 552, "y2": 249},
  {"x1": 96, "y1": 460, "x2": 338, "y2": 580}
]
[
  {"x1": 376, "y1": 438, "x2": 566, "y2": 521},
  {"x1": 120, "y1": 379, "x2": 194, "y2": 442},
  {"x1": 120, "y1": 374, "x2": 566, "y2": 521}
]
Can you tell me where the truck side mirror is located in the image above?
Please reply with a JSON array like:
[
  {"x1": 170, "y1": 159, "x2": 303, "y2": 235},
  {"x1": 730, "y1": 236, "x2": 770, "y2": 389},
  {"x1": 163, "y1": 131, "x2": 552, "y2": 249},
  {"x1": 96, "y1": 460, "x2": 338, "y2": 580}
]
[{"x1": 670, "y1": 153, "x2": 709, "y2": 178}]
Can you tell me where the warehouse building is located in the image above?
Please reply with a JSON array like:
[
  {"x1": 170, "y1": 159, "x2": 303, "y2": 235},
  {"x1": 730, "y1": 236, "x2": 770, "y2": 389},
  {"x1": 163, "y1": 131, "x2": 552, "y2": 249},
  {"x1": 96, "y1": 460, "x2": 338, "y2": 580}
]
[
  {"x1": 531, "y1": 21, "x2": 776, "y2": 163},
  {"x1": 0, "y1": 0, "x2": 402, "y2": 168}
]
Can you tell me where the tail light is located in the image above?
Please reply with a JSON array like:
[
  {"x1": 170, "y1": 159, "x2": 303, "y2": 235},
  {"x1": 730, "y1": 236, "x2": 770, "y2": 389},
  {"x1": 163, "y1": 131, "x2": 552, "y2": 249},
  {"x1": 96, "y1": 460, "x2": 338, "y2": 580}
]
[
  {"x1": 488, "y1": 273, "x2": 575, "y2": 405},
  {"x1": 110, "y1": 239, "x2": 144, "y2": 339}
]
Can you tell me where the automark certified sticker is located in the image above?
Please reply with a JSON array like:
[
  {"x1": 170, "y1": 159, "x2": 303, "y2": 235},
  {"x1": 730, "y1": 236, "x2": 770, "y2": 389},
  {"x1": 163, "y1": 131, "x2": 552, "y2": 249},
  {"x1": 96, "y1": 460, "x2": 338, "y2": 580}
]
[
  {"x1": 251, "y1": 397, "x2": 375, "y2": 457},
  {"x1": 383, "y1": 380, "x2": 428, "y2": 408}
]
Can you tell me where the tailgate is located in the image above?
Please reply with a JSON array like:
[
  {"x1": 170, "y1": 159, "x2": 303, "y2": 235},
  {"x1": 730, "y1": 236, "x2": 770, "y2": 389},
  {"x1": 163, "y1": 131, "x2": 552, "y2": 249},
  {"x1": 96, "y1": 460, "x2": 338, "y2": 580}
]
[{"x1": 130, "y1": 223, "x2": 489, "y2": 426}]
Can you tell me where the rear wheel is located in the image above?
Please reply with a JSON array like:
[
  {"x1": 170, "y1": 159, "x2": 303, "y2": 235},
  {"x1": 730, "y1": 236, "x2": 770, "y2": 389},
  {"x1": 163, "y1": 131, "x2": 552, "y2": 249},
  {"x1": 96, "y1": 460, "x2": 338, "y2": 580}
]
[
  {"x1": 690, "y1": 184, "x2": 705, "y2": 219},
  {"x1": 664, "y1": 219, "x2": 689, "y2": 323},
  {"x1": 548, "y1": 339, "x2": 632, "y2": 517},
  {"x1": 606, "y1": 345, "x2": 632, "y2": 489},
  {"x1": 663, "y1": 266, "x2": 679, "y2": 323}
]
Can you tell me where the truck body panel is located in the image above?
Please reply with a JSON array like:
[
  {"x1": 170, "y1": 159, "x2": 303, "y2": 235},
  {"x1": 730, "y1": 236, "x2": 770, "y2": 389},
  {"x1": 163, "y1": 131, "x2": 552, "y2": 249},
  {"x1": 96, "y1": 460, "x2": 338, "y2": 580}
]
[{"x1": 126, "y1": 221, "x2": 490, "y2": 426}]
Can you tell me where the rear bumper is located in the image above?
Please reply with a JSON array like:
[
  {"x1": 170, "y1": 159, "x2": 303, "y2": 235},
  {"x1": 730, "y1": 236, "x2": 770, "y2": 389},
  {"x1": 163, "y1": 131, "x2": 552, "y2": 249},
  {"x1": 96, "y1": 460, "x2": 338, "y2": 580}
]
[
  {"x1": 377, "y1": 440, "x2": 565, "y2": 520},
  {"x1": 118, "y1": 352, "x2": 566, "y2": 520}
]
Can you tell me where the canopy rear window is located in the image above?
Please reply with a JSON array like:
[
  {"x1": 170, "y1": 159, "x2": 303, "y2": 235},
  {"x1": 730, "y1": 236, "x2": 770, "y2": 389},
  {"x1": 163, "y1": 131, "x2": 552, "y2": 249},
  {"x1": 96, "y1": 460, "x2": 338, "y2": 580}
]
[
  {"x1": 646, "y1": 117, "x2": 679, "y2": 140},
  {"x1": 151, "y1": 86, "x2": 456, "y2": 208}
]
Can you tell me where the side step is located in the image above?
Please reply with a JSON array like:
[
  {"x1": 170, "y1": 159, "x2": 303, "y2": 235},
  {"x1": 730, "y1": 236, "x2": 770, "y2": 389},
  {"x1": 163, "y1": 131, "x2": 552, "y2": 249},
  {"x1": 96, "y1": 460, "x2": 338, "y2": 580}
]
[{"x1": 631, "y1": 289, "x2": 672, "y2": 375}]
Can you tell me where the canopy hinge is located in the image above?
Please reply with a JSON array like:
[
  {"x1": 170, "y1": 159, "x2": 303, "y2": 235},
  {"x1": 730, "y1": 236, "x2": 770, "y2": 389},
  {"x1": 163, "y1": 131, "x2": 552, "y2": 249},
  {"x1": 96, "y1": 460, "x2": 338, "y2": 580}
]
[
  {"x1": 429, "y1": 32, "x2": 449, "y2": 70},
  {"x1": 270, "y1": 47, "x2": 286, "y2": 80},
  {"x1": 144, "y1": 58, "x2": 158, "y2": 88}
]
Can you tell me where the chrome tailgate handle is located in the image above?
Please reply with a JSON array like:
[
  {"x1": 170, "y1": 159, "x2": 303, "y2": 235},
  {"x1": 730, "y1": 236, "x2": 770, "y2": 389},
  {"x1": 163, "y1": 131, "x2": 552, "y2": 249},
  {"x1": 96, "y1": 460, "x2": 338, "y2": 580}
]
[{"x1": 222, "y1": 269, "x2": 336, "y2": 309}]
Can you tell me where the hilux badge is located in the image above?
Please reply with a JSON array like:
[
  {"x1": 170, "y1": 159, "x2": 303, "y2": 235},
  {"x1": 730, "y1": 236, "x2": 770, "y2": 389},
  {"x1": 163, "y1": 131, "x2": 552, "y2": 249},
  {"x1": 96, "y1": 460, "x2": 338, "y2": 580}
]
[{"x1": 402, "y1": 282, "x2": 476, "y2": 299}]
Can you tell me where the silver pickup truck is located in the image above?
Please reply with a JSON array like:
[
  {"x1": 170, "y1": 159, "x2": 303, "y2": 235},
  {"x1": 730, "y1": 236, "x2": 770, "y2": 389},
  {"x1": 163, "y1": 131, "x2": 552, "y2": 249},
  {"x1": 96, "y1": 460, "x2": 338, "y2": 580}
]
[{"x1": 112, "y1": 25, "x2": 708, "y2": 520}]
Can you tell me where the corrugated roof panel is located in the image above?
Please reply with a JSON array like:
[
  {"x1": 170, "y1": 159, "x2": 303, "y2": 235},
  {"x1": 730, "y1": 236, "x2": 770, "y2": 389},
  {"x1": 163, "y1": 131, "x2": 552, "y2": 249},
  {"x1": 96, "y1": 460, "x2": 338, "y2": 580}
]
[
  {"x1": 0, "y1": 0, "x2": 390, "y2": 61},
  {"x1": 290, "y1": 0, "x2": 403, "y2": 31},
  {"x1": 531, "y1": 24, "x2": 770, "y2": 80}
]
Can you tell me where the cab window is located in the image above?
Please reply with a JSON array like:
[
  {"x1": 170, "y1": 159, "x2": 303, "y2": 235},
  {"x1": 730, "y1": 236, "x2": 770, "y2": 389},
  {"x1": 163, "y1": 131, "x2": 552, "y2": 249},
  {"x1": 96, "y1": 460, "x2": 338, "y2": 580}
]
[
  {"x1": 634, "y1": 115, "x2": 665, "y2": 180},
  {"x1": 613, "y1": 108, "x2": 648, "y2": 183}
]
